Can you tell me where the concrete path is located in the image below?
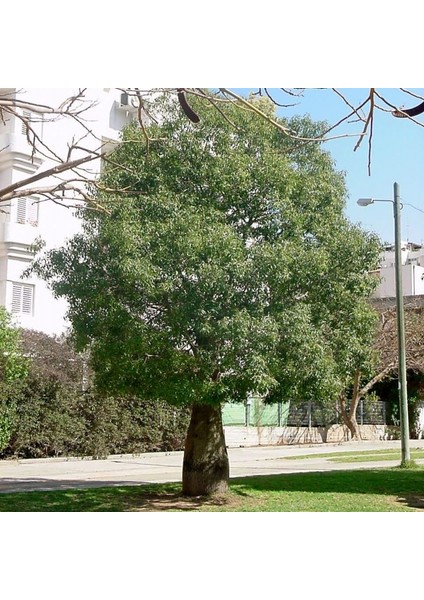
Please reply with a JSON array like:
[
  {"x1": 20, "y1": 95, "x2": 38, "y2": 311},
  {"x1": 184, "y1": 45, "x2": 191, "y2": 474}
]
[{"x1": 1, "y1": 439, "x2": 424, "y2": 494}]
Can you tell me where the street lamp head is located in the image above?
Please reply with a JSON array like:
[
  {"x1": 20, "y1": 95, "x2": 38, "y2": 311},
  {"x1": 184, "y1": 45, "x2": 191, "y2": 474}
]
[{"x1": 357, "y1": 198, "x2": 375, "y2": 207}]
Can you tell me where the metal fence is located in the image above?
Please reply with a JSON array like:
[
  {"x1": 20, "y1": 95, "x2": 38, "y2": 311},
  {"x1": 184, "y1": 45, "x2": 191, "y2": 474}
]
[
  {"x1": 222, "y1": 398, "x2": 289, "y2": 427},
  {"x1": 286, "y1": 398, "x2": 386, "y2": 427},
  {"x1": 222, "y1": 397, "x2": 387, "y2": 427}
]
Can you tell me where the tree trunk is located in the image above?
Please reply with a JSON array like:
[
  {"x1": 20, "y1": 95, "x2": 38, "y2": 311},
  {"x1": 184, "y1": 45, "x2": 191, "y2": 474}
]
[
  {"x1": 182, "y1": 402, "x2": 229, "y2": 497},
  {"x1": 343, "y1": 412, "x2": 361, "y2": 440},
  {"x1": 339, "y1": 370, "x2": 362, "y2": 440}
]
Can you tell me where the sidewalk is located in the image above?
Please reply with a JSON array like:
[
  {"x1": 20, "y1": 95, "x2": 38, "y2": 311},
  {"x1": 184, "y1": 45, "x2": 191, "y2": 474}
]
[{"x1": 1, "y1": 439, "x2": 423, "y2": 494}]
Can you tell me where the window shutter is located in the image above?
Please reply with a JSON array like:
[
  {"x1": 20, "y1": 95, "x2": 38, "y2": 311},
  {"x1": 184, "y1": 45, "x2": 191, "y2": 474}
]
[
  {"x1": 11, "y1": 283, "x2": 34, "y2": 315},
  {"x1": 22, "y1": 286, "x2": 33, "y2": 314},
  {"x1": 16, "y1": 198, "x2": 27, "y2": 224},
  {"x1": 16, "y1": 197, "x2": 39, "y2": 225},
  {"x1": 11, "y1": 285, "x2": 22, "y2": 313},
  {"x1": 21, "y1": 110, "x2": 31, "y2": 135},
  {"x1": 27, "y1": 198, "x2": 39, "y2": 225}
]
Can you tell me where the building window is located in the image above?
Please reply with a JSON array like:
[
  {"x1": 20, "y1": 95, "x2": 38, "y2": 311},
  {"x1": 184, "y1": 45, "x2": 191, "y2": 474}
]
[
  {"x1": 21, "y1": 110, "x2": 31, "y2": 136},
  {"x1": 20, "y1": 110, "x2": 44, "y2": 140},
  {"x1": 11, "y1": 283, "x2": 34, "y2": 315},
  {"x1": 16, "y1": 197, "x2": 39, "y2": 226}
]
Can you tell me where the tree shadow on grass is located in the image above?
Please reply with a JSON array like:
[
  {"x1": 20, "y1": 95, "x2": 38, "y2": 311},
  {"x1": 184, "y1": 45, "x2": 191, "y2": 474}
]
[
  {"x1": 230, "y1": 468, "x2": 424, "y2": 510},
  {"x1": 398, "y1": 495, "x2": 424, "y2": 510},
  {"x1": 2, "y1": 468, "x2": 424, "y2": 511},
  {"x1": 0, "y1": 479, "x2": 234, "y2": 512}
]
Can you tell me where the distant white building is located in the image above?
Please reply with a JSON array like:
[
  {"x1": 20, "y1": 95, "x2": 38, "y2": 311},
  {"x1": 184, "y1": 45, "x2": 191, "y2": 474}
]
[
  {"x1": 373, "y1": 242, "x2": 424, "y2": 299},
  {"x1": 0, "y1": 88, "x2": 137, "y2": 334}
]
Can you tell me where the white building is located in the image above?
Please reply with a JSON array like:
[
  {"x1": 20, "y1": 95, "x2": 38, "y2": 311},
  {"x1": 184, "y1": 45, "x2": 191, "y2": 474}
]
[
  {"x1": 0, "y1": 88, "x2": 137, "y2": 334},
  {"x1": 373, "y1": 242, "x2": 424, "y2": 299}
]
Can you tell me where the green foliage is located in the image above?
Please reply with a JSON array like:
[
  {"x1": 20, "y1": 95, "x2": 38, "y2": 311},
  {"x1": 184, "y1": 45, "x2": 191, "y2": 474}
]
[
  {"x1": 0, "y1": 307, "x2": 28, "y2": 451},
  {"x1": 74, "y1": 393, "x2": 190, "y2": 458},
  {"x1": 0, "y1": 307, "x2": 28, "y2": 383},
  {"x1": 0, "y1": 412, "x2": 11, "y2": 453},
  {"x1": 1, "y1": 329, "x2": 84, "y2": 457},
  {"x1": 7, "y1": 384, "x2": 190, "y2": 459},
  {"x1": 1, "y1": 330, "x2": 190, "y2": 459},
  {"x1": 407, "y1": 392, "x2": 424, "y2": 439},
  {"x1": 32, "y1": 94, "x2": 381, "y2": 411},
  {"x1": 374, "y1": 371, "x2": 424, "y2": 438},
  {"x1": 9, "y1": 380, "x2": 84, "y2": 458}
]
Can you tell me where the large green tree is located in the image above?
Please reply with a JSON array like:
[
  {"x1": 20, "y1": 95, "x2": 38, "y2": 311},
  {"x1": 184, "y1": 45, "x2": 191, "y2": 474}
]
[{"x1": 33, "y1": 95, "x2": 381, "y2": 495}]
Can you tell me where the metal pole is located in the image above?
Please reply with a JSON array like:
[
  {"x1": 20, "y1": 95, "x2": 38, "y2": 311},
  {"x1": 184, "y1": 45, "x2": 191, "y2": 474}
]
[
  {"x1": 246, "y1": 397, "x2": 251, "y2": 427},
  {"x1": 393, "y1": 182, "x2": 411, "y2": 465}
]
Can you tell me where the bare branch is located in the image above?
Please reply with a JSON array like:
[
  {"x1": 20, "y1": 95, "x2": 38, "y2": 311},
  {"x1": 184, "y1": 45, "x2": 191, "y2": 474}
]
[
  {"x1": 219, "y1": 88, "x2": 298, "y2": 137},
  {"x1": 0, "y1": 153, "x2": 100, "y2": 203},
  {"x1": 374, "y1": 90, "x2": 424, "y2": 128},
  {"x1": 262, "y1": 88, "x2": 300, "y2": 108}
]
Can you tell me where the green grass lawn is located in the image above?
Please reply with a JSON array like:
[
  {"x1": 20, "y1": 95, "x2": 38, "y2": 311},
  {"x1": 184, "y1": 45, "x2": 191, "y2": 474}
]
[
  {"x1": 285, "y1": 448, "x2": 424, "y2": 463},
  {"x1": 328, "y1": 450, "x2": 424, "y2": 463},
  {"x1": 1, "y1": 467, "x2": 423, "y2": 512}
]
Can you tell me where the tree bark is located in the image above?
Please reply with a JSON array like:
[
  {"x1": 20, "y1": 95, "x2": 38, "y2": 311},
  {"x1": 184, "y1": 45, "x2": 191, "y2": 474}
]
[
  {"x1": 346, "y1": 370, "x2": 362, "y2": 440},
  {"x1": 344, "y1": 412, "x2": 361, "y2": 440},
  {"x1": 182, "y1": 402, "x2": 229, "y2": 497},
  {"x1": 339, "y1": 371, "x2": 362, "y2": 440},
  {"x1": 339, "y1": 397, "x2": 361, "y2": 440}
]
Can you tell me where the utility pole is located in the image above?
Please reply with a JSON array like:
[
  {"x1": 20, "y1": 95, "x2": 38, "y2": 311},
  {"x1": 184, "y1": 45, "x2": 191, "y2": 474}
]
[{"x1": 393, "y1": 182, "x2": 411, "y2": 465}]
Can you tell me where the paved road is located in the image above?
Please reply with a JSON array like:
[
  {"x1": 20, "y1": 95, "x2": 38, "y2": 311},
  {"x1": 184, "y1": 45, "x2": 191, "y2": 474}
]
[{"x1": 1, "y1": 439, "x2": 424, "y2": 494}]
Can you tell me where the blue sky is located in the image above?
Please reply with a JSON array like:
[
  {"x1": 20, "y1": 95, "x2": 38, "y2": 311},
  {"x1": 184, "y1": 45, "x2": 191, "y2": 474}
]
[{"x1": 233, "y1": 89, "x2": 424, "y2": 245}]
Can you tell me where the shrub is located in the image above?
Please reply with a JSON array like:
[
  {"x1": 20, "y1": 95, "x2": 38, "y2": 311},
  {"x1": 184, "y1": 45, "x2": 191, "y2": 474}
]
[{"x1": 1, "y1": 329, "x2": 190, "y2": 459}]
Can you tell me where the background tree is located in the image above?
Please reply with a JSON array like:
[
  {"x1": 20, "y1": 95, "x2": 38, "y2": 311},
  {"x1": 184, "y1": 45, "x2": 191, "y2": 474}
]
[
  {"x1": 335, "y1": 297, "x2": 424, "y2": 440},
  {"x1": 368, "y1": 299, "x2": 424, "y2": 437},
  {"x1": 33, "y1": 94, "x2": 381, "y2": 496}
]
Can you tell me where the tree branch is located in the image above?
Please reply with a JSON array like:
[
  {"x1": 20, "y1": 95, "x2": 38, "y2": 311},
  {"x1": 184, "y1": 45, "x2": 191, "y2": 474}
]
[{"x1": 0, "y1": 153, "x2": 101, "y2": 203}]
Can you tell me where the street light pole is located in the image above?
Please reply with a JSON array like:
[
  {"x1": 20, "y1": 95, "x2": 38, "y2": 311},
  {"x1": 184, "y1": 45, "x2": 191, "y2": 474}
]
[
  {"x1": 357, "y1": 183, "x2": 411, "y2": 466},
  {"x1": 393, "y1": 182, "x2": 411, "y2": 465}
]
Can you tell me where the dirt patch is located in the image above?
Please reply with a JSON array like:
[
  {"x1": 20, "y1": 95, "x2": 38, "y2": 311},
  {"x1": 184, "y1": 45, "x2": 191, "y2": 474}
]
[{"x1": 125, "y1": 491, "x2": 243, "y2": 512}]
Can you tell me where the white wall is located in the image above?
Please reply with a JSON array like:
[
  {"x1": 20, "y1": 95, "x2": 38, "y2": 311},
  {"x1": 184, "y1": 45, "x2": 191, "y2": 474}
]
[
  {"x1": 374, "y1": 242, "x2": 424, "y2": 299},
  {"x1": 373, "y1": 263, "x2": 424, "y2": 298},
  {"x1": 0, "y1": 88, "x2": 136, "y2": 334}
]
